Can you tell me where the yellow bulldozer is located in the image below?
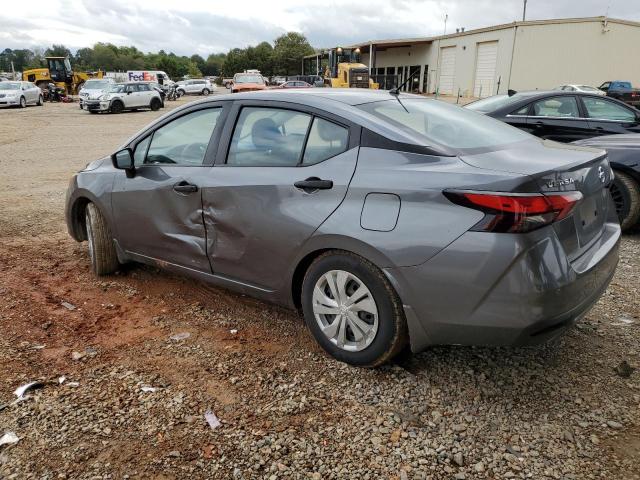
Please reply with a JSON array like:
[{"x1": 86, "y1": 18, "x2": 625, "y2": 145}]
[
  {"x1": 323, "y1": 48, "x2": 378, "y2": 89},
  {"x1": 22, "y1": 56, "x2": 104, "y2": 95}
]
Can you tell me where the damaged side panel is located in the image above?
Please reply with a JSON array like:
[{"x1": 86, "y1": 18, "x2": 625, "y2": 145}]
[{"x1": 111, "y1": 166, "x2": 211, "y2": 273}]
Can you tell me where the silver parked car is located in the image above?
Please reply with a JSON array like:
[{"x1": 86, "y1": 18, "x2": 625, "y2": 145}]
[
  {"x1": 66, "y1": 89, "x2": 620, "y2": 366},
  {"x1": 83, "y1": 82, "x2": 163, "y2": 114},
  {"x1": 176, "y1": 79, "x2": 214, "y2": 96},
  {"x1": 78, "y1": 78, "x2": 115, "y2": 109},
  {"x1": 0, "y1": 81, "x2": 43, "y2": 108}
]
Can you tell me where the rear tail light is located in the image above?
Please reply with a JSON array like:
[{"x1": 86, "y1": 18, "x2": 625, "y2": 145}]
[{"x1": 444, "y1": 190, "x2": 583, "y2": 233}]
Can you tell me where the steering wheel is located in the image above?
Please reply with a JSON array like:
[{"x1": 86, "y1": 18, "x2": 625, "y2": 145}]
[{"x1": 178, "y1": 143, "x2": 206, "y2": 161}]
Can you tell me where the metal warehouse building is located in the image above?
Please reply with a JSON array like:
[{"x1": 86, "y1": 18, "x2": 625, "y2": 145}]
[{"x1": 324, "y1": 17, "x2": 640, "y2": 97}]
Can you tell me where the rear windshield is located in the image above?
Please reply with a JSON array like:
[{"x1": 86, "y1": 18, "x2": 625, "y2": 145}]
[
  {"x1": 234, "y1": 75, "x2": 264, "y2": 84},
  {"x1": 358, "y1": 98, "x2": 529, "y2": 150},
  {"x1": 464, "y1": 94, "x2": 533, "y2": 113},
  {"x1": 0, "y1": 82, "x2": 20, "y2": 90}
]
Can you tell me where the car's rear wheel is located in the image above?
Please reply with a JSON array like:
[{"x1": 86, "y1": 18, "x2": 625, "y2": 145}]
[
  {"x1": 19, "y1": 96, "x2": 26, "y2": 108},
  {"x1": 177, "y1": 89, "x2": 185, "y2": 97},
  {"x1": 150, "y1": 98, "x2": 161, "y2": 111},
  {"x1": 85, "y1": 203, "x2": 119, "y2": 275},
  {"x1": 610, "y1": 170, "x2": 640, "y2": 231},
  {"x1": 301, "y1": 251, "x2": 407, "y2": 367},
  {"x1": 202, "y1": 88, "x2": 210, "y2": 96},
  {"x1": 110, "y1": 101, "x2": 124, "y2": 114}
]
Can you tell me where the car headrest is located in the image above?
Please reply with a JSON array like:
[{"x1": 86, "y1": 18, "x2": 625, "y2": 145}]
[{"x1": 252, "y1": 118, "x2": 282, "y2": 149}]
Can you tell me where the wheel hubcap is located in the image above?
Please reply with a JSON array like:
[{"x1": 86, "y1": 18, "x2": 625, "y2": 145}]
[{"x1": 312, "y1": 270, "x2": 379, "y2": 352}]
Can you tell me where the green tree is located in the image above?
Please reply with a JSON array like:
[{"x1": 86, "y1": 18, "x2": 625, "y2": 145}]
[
  {"x1": 203, "y1": 53, "x2": 226, "y2": 76},
  {"x1": 187, "y1": 61, "x2": 202, "y2": 78},
  {"x1": 272, "y1": 32, "x2": 314, "y2": 75},
  {"x1": 45, "y1": 44, "x2": 71, "y2": 58}
]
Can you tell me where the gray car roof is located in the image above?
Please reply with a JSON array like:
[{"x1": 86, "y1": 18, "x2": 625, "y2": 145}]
[{"x1": 213, "y1": 88, "x2": 419, "y2": 106}]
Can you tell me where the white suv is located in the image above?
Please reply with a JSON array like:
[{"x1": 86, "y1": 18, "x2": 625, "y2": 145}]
[
  {"x1": 176, "y1": 79, "x2": 214, "y2": 96},
  {"x1": 84, "y1": 82, "x2": 163, "y2": 114}
]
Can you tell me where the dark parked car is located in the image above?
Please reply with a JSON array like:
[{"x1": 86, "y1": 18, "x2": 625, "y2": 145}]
[
  {"x1": 599, "y1": 81, "x2": 640, "y2": 107},
  {"x1": 466, "y1": 91, "x2": 640, "y2": 142},
  {"x1": 573, "y1": 134, "x2": 640, "y2": 230},
  {"x1": 66, "y1": 89, "x2": 620, "y2": 366}
]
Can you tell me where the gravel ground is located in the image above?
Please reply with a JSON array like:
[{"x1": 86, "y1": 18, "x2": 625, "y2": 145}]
[{"x1": 0, "y1": 98, "x2": 639, "y2": 479}]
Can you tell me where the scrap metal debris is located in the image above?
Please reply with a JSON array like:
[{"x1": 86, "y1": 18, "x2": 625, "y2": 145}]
[
  {"x1": 0, "y1": 432, "x2": 19, "y2": 447},
  {"x1": 14, "y1": 381, "x2": 45, "y2": 399},
  {"x1": 170, "y1": 332, "x2": 191, "y2": 341},
  {"x1": 205, "y1": 410, "x2": 221, "y2": 430},
  {"x1": 60, "y1": 301, "x2": 76, "y2": 311},
  {"x1": 141, "y1": 386, "x2": 157, "y2": 393}
]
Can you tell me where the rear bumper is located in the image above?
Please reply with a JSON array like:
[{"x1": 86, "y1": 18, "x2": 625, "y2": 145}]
[{"x1": 385, "y1": 221, "x2": 621, "y2": 352}]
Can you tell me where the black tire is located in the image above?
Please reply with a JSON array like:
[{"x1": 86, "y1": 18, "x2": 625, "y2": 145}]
[
  {"x1": 89, "y1": 110, "x2": 98, "y2": 114},
  {"x1": 610, "y1": 170, "x2": 640, "y2": 231},
  {"x1": 202, "y1": 88, "x2": 210, "y2": 96},
  {"x1": 37, "y1": 95, "x2": 44, "y2": 106},
  {"x1": 150, "y1": 98, "x2": 161, "y2": 111},
  {"x1": 177, "y1": 89, "x2": 185, "y2": 97},
  {"x1": 110, "y1": 100, "x2": 124, "y2": 114},
  {"x1": 301, "y1": 250, "x2": 408, "y2": 367},
  {"x1": 85, "y1": 203, "x2": 119, "y2": 275},
  {"x1": 19, "y1": 96, "x2": 26, "y2": 108}
]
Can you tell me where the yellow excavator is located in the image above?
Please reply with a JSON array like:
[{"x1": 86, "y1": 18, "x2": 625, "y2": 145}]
[
  {"x1": 22, "y1": 56, "x2": 104, "y2": 95},
  {"x1": 323, "y1": 47, "x2": 379, "y2": 89}
]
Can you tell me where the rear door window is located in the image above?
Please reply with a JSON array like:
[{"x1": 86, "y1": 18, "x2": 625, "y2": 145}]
[
  {"x1": 302, "y1": 118, "x2": 349, "y2": 165},
  {"x1": 583, "y1": 97, "x2": 636, "y2": 122},
  {"x1": 227, "y1": 107, "x2": 311, "y2": 166},
  {"x1": 531, "y1": 96, "x2": 579, "y2": 117}
]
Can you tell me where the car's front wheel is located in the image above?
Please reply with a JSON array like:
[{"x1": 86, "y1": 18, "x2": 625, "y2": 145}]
[
  {"x1": 202, "y1": 88, "x2": 210, "y2": 96},
  {"x1": 610, "y1": 170, "x2": 640, "y2": 231},
  {"x1": 150, "y1": 98, "x2": 162, "y2": 111},
  {"x1": 85, "y1": 203, "x2": 120, "y2": 275},
  {"x1": 37, "y1": 95, "x2": 44, "y2": 106},
  {"x1": 110, "y1": 101, "x2": 124, "y2": 114},
  {"x1": 301, "y1": 251, "x2": 407, "y2": 367},
  {"x1": 19, "y1": 96, "x2": 26, "y2": 108}
]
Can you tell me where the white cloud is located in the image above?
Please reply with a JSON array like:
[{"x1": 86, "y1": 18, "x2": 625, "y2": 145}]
[{"x1": 1, "y1": 0, "x2": 638, "y2": 55}]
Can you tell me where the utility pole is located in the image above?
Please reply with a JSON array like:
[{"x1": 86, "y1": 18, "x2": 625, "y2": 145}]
[
  {"x1": 443, "y1": 14, "x2": 449, "y2": 35},
  {"x1": 522, "y1": 0, "x2": 528, "y2": 21}
]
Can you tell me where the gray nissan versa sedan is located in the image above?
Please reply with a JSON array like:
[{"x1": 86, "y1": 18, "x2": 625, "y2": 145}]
[{"x1": 65, "y1": 89, "x2": 621, "y2": 366}]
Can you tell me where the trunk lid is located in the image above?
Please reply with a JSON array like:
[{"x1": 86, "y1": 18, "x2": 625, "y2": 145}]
[{"x1": 460, "y1": 139, "x2": 613, "y2": 260}]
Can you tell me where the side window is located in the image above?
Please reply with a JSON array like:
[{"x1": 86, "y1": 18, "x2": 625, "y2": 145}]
[
  {"x1": 145, "y1": 108, "x2": 221, "y2": 165},
  {"x1": 133, "y1": 135, "x2": 151, "y2": 167},
  {"x1": 583, "y1": 97, "x2": 636, "y2": 122},
  {"x1": 531, "y1": 96, "x2": 579, "y2": 118},
  {"x1": 138, "y1": 83, "x2": 150, "y2": 91},
  {"x1": 510, "y1": 105, "x2": 529, "y2": 115},
  {"x1": 227, "y1": 107, "x2": 311, "y2": 166},
  {"x1": 126, "y1": 84, "x2": 137, "y2": 93},
  {"x1": 302, "y1": 118, "x2": 349, "y2": 165}
]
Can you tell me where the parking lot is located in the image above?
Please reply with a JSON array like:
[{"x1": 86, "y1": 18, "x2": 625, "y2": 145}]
[{"x1": 0, "y1": 98, "x2": 639, "y2": 479}]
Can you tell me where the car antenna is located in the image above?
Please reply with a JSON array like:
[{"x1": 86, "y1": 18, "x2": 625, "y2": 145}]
[{"x1": 390, "y1": 68, "x2": 420, "y2": 96}]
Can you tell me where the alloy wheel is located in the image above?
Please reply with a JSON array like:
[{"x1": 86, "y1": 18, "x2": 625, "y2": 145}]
[{"x1": 312, "y1": 269, "x2": 379, "y2": 352}]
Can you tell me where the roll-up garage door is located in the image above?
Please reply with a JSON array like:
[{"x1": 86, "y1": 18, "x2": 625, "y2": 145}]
[
  {"x1": 473, "y1": 41, "x2": 498, "y2": 98},
  {"x1": 438, "y1": 47, "x2": 456, "y2": 95}
]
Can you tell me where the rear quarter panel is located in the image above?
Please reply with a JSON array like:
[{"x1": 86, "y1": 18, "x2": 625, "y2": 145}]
[{"x1": 305, "y1": 148, "x2": 524, "y2": 268}]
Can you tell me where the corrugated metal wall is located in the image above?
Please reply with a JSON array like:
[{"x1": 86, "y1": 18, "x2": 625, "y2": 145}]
[{"x1": 510, "y1": 21, "x2": 640, "y2": 91}]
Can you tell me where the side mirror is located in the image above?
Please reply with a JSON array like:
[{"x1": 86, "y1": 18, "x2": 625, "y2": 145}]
[{"x1": 112, "y1": 148, "x2": 134, "y2": 171}]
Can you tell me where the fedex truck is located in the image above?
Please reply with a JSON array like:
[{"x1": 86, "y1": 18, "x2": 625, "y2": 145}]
[{"x1": 126, "y1": 71, "x2": 172, "y2": 85}]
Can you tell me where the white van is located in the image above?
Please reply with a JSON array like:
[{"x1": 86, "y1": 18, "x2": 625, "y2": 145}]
[{"x1": 126, "y1": 71, "x2": 172, "y2": 86}]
